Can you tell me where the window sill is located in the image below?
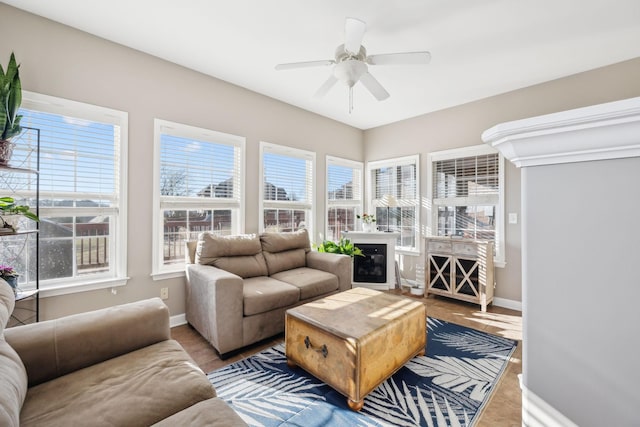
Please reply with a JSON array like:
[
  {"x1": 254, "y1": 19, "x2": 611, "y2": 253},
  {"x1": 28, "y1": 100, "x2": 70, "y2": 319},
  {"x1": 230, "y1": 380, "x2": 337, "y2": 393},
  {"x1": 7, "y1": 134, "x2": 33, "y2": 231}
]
[
  {"x1": 151, "y1": 270, "x2": 185, "y2": 281},
  {"x1": 40, "y1": 277, "x2": 129, "y2": 298}
]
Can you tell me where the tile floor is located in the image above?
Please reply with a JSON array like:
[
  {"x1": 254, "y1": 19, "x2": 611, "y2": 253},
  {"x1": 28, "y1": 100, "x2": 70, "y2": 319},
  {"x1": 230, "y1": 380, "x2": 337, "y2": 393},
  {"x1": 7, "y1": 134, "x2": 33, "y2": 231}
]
[{"x1": 171, "y1": 292, "x2": 523, "y2": 427}]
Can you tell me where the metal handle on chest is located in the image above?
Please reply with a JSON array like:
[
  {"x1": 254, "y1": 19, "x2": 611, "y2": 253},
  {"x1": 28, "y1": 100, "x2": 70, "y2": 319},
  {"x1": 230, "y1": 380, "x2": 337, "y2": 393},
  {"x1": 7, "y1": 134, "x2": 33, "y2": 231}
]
[{"x1": 304, "y1": 336, "x2": 328, "y2": 358}]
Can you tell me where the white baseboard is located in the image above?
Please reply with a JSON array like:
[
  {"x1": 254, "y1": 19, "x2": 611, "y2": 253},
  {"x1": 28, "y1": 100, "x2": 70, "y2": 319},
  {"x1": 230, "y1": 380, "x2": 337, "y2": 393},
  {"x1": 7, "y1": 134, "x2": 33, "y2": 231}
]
[
  {"x1": 493, "y1": 297, "x2": 522, "y2": 312},
  {"x1": 170, "y1": 313, "x2": 187, "y2": 328},
  {"x1": 522, "y1": 382, "x2": 578, "y2": 427}
]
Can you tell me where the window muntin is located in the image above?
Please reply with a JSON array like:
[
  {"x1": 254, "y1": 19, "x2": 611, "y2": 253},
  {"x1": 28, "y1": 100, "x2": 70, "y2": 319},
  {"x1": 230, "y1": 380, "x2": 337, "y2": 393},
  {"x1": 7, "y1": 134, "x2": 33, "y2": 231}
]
[
  {"x1": 7, "y1": 92, "x2": 128, "y2": 290},
  {"x1": 326, "y1": 156, "x2": 363, "y2": 241},
  {"x1": 367, "y1": 155, "x2": 420, "y2": 253},
  {"x1": 260, "y1": 142, "x2": 314, "y2": 235},
  {"x1": 428, "y1": 145, "x2": 504, "y2": 265},
  {"x1": 153, "y1": 120, "x2": 244, "y2": 275}
]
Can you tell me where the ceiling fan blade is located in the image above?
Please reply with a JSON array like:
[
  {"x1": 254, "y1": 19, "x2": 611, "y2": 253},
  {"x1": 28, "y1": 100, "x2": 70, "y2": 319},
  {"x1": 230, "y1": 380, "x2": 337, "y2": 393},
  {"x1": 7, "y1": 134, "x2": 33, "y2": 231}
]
[
  {"x1": 275, "y1": 60, "x2": 335, "y2": 71},
  {"x1": 344, "y1": 17, "x2": 366, "y2": 55},
  {"x1": 367, "y1": 51, "x2": 432, "y2": 66},
  {"x1": 359, "y1": 72, "x2": 390, "y2": 101},
  {"x1": 313, "y1": 75, "x2": 338, "y2": 98}
]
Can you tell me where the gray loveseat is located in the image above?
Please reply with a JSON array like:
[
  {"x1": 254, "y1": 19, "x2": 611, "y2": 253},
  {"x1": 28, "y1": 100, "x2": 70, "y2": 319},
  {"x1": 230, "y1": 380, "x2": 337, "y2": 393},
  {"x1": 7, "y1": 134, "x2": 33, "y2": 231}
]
[
  {"x1": 0, "y1": 279, "x2": 246, "y2": 427},
  {"x1": 185, "y1": 229, "x2": 351, "y2": 356}
]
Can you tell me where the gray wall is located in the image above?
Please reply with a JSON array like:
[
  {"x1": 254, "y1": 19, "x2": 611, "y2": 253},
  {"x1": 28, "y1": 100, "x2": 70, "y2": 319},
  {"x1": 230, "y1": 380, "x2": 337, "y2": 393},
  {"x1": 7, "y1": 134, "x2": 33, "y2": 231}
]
[
  {"x1": 0, "y1": 4, "x2": 363, "y2": 319},
  {"x1": 524, "y1": 158, "x2": 640, "y2": 426},
  {"x1": 364, "y1": 58, "x2": 640, "y2": 303}
]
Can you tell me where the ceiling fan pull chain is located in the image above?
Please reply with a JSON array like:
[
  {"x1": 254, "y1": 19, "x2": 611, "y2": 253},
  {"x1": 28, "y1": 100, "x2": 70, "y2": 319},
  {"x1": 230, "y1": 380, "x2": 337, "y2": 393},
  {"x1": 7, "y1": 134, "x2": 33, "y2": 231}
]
[{"x1": 349, "y1": 86, "x2": 353, "y2": 114}]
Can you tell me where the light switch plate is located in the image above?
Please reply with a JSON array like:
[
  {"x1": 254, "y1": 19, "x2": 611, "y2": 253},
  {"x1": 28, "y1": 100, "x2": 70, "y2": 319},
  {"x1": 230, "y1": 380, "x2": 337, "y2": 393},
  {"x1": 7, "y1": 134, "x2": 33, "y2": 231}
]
[{"x1": 508, "y1": 213, "x2": 518, "y2": 224}]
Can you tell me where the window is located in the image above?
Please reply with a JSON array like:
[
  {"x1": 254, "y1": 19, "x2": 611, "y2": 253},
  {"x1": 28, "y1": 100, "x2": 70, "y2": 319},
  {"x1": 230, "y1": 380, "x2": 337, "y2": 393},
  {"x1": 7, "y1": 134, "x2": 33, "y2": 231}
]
[
  {"x1": 9, "y1": 91, "x2": 128, "y2": 294},
  {"x1": 367, "y1": 155, "x2": 420, "y2": 253},
  {"x1": 326, "y1": 156, "x2": 363, "y2": 241},
  {"x1": 427, "y1": 145, "x2": 505, "y2": 266},
  {"x1": 153, "y1": 120, "x2": 245, "y2": 276},
  {"x1": 260, "y1": 142, "x2": 314, "y2": 236}
]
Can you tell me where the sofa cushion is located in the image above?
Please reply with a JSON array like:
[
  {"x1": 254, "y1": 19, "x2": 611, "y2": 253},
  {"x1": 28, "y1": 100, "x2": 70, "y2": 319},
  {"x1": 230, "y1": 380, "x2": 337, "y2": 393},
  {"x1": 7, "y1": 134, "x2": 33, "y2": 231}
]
[
  {"x1": 211, "y1": 254, "x2": 268, "y2": 279},
  {"x1": 260, "y1": 230, "x2": 310, "y2": 275},
  {"x1": 260, "y1": 229, "x2": 310, "y2": 253},
  {"x1": 198, "y1": 233, "x2": 262, "y2": 258},
  {"x1": 262, "y1": 248, "x2": 306, "y2": 275},
  {"x1": 196, "y1": 233, "x2": 268, "y2": 278},
  {"x1": 19, "y1": 340, "x2": 215, "y2": 427},
  {"x1": 152, "y1": 398, "x2": 247, "y2": 427},
  {"x1": 242, "y1": 277, "x2": 300, "y2": 316},
  {"x1": 271, "y1": 267, "x2": 339, "y2": 300},
  {"x1": 6, "y1": 297, "x2": 171, "y2": 388}
]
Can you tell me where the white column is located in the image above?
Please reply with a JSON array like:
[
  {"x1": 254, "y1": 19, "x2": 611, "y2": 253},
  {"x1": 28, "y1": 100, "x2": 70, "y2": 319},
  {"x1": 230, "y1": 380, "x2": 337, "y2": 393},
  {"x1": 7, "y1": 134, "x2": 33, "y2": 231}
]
[{"x1": 482, "y1": 96, "x2": 640, "y2": 427}]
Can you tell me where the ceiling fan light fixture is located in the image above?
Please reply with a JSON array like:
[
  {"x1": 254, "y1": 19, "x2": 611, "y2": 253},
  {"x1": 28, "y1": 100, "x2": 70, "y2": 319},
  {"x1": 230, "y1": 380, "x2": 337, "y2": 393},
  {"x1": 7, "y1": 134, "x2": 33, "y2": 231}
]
[{"x1": 334, "y1": 59, "x2": 367, "y2": 88}]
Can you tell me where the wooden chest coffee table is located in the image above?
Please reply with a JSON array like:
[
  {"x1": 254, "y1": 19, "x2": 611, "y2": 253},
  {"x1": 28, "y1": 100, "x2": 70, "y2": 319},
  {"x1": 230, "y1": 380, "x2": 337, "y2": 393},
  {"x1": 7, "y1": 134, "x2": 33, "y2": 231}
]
[{"x1": 285, "y1": 288, "x2": 426, "y2": 411}]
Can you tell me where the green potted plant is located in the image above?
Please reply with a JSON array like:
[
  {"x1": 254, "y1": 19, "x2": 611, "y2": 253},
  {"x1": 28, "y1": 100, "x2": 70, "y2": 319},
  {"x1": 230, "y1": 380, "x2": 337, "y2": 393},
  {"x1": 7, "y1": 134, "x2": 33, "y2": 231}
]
[
  {"x1": 0, "y1": 52, "x2": 23, "y2": 165},
  {"x1": 314, "y1": 237, "x2": 364, "y2": 257},
  {"x1": 0, "y1": 196, "x2": 38, "y2": 233}
]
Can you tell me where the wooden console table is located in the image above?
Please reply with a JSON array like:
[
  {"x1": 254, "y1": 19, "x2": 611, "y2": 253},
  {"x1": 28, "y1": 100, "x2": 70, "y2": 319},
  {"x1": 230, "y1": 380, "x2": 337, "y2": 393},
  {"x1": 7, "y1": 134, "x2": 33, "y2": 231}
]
[{"x1": 425, "y1": 236, "x2": 494, "y2": 311}]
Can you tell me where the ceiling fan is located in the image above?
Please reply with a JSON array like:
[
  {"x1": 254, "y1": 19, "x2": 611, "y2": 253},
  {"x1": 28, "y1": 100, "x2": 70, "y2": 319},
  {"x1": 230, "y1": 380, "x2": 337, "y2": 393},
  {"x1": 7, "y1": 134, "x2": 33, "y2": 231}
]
[{"x1": 275, "y1": 17, "x2": 431, "y2": 112}]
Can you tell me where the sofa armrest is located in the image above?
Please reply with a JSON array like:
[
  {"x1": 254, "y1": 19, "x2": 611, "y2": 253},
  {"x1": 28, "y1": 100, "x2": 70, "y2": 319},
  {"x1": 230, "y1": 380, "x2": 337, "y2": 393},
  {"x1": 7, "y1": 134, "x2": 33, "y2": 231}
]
[
  {"x1": 306, "y1": 251, "x2": 352, "y2": 292},
  {"x1": 185, "y1": 264, "x2": 244, "y2": 355},
  {"x1": 4, "y1": 297, "x2": 170, "y2": 387}
]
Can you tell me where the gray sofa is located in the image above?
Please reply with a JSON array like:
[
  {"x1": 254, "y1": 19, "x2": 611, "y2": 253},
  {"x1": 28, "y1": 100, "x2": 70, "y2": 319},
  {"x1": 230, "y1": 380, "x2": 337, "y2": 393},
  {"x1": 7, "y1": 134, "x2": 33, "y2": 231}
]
[
  {"x1": 185, "y1": 229, "x2": 351, "y2": 356},
  {"x1": 0, "y1": 279, "x2": 246, "y2": 427}
]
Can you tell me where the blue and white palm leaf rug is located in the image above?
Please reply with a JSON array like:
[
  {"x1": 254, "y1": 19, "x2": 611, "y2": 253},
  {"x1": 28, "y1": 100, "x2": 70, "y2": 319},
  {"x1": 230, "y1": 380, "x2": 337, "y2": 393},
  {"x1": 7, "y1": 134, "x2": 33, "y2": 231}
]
[{"x1": 207, "y1": 318, "x2": 517, "y2": 427}]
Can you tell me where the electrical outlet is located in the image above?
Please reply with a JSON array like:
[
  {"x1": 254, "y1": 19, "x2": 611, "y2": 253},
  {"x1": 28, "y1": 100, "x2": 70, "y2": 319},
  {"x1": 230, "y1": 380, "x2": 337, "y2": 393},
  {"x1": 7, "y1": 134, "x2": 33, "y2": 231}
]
[{"x1": 160, "y1": 287, "x2": 169, "y2": 300}]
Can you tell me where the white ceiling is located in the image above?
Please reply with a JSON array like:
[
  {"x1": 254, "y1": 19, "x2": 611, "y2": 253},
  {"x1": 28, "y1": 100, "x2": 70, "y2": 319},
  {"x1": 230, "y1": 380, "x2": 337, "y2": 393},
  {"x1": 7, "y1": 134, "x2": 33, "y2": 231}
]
[{"x1": 5, "y1": 0, "x2": 640, "y2": 129}]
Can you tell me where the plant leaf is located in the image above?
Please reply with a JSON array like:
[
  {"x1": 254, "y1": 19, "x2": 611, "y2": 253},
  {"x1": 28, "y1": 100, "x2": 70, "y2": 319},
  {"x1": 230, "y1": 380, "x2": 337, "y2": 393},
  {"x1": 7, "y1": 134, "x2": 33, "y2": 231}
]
[{"x1": 1, "y1": 52, "x2": 22, "y2": 140}]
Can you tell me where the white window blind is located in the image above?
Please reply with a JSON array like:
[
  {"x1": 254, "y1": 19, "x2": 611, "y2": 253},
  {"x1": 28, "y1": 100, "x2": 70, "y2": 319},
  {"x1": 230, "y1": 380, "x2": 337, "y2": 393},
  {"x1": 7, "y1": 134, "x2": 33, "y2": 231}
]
[
  {"x1": 326, "y1": 156, "x2": 363, "y2": 241},
  {"x1": 153, "y1": 120, "x2": 244, "y2": 275},
  {"x1": 434, "y1": 154, "x2": 499, "y2": 200},
  {"x1": 367, "y1": 155, "x2": 420, "y2": 252},
  {"x1": 160, "y1": 135, "x2": 240, "y2": 200},
  {"x1": 260, "y1": 142, "x2": 314, "y2": 234},
  {"x1": 10, "y1": 91, "x2": 128, "y2": 291},
  {"x1": 21, "y1": 110, "x2": 120, "y2": 211}
]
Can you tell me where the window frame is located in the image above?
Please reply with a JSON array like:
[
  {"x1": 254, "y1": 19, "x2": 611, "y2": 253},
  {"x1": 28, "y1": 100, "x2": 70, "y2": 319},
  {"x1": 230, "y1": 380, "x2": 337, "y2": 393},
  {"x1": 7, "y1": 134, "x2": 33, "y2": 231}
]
[
  {"x1": 259, "y1": 141, "x2": 315, "y2": 237},
  {"x1": 325, "y1": 156, "x2": 363, "y2": 242},
  {"x1": 426, "y1": 144, "x2": 505, "y2": 267},
  {"x1": 366, "y1": 154, "x2": 420, "y2": 254},
  {"x1": 19, "y1": 91, "x2": 129, "y2": 296},
  {"x1": 152, "y1": 119, "x2": 246, "y2": 278}
]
